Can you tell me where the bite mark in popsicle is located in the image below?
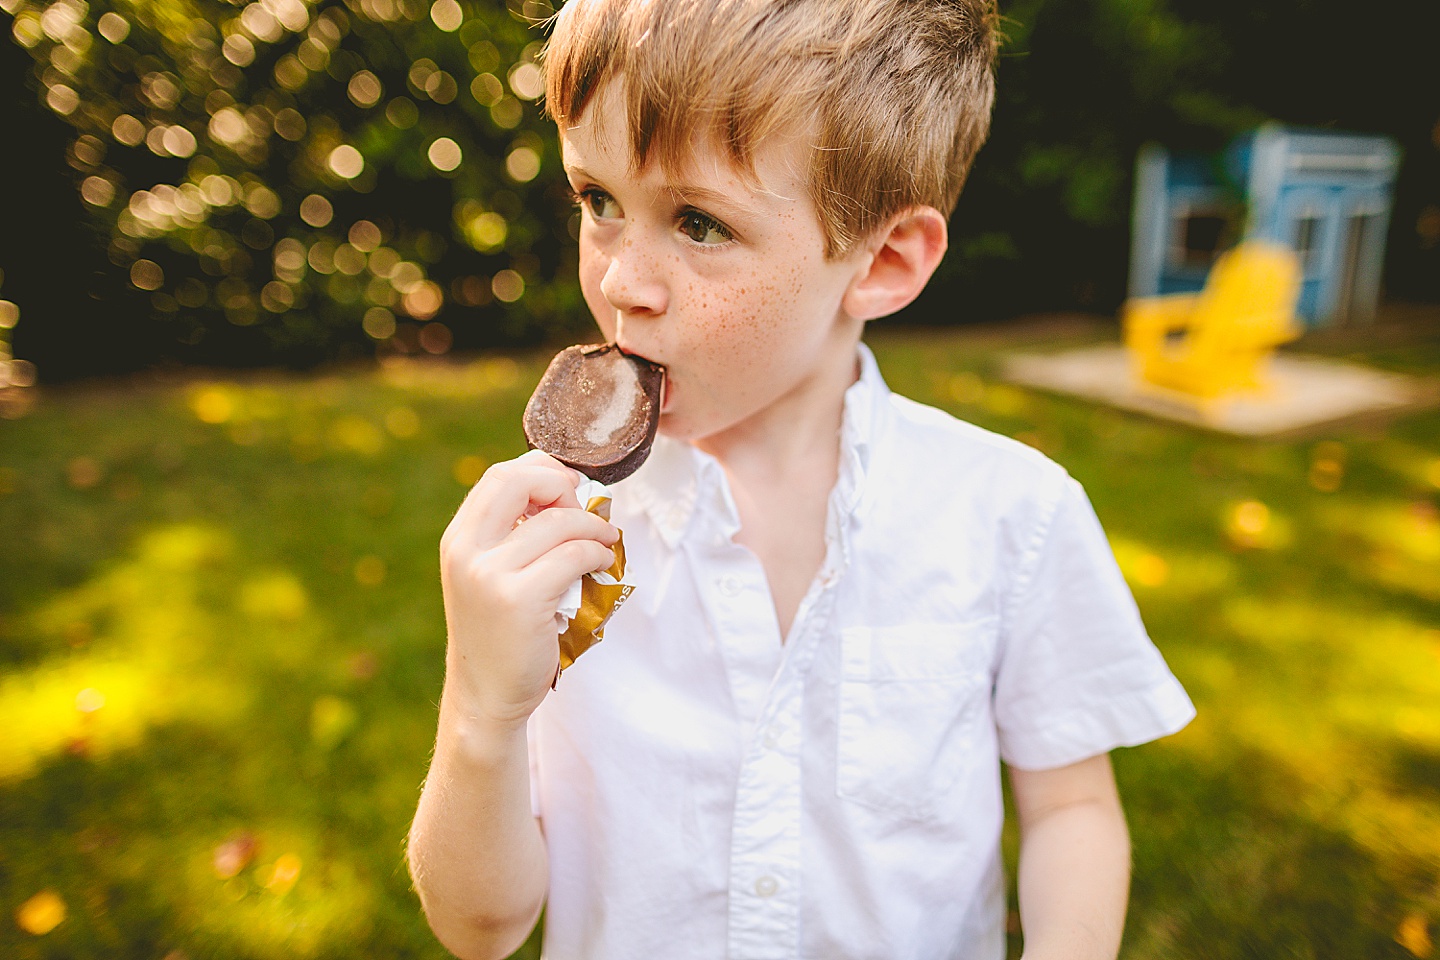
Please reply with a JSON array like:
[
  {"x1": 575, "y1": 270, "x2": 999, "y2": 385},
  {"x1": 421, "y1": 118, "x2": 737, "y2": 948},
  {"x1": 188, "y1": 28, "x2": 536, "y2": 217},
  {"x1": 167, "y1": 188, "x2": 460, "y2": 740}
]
[{"x1": 522, "y1": 343, "x2": 666, "y2": 484}]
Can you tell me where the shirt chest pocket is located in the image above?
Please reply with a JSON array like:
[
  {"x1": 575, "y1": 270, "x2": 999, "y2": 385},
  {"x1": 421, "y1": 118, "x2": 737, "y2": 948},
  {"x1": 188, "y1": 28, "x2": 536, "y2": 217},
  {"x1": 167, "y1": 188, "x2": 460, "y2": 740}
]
[{"x1": 836, "y1": 620, "x2": 997, "y2": 821}]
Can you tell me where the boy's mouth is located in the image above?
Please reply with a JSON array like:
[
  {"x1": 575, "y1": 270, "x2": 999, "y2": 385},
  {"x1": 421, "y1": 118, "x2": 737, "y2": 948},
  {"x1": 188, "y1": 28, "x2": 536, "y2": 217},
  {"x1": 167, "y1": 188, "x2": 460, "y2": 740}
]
[{"x1": 614, "y1": 345, "x2": 670, "y2": 412}]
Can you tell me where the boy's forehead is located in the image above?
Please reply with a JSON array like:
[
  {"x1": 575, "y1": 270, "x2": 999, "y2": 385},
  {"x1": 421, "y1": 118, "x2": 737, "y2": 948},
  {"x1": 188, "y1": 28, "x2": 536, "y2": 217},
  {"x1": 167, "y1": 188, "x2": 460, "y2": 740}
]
[{"x1": 559, "y1": 82, "x2": 809, "y2": 208}]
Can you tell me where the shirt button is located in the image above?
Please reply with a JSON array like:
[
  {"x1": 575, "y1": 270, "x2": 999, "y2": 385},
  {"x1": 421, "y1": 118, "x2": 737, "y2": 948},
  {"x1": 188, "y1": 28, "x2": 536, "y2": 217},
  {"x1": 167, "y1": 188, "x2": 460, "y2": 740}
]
[
  {"x1": 718, "y1": 576, "x2": 742, "y2": 597},
  {"x1": 754, "y1": 875, "x2": 779, "y2": 898}
]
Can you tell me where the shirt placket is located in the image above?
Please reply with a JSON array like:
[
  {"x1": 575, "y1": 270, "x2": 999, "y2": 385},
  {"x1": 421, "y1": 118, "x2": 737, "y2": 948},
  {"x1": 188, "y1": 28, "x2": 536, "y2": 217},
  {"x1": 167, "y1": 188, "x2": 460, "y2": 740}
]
[{"x1": 720, "y1": 541, "x2": 848, "y2": 960}]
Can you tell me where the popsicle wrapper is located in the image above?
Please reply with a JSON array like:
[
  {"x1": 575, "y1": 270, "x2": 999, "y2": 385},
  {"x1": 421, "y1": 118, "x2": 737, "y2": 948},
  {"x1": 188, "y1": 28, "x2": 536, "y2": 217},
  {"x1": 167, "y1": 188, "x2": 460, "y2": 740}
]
[{"x1": 554, "y1": 478, "x2": 634, "y2": 682}]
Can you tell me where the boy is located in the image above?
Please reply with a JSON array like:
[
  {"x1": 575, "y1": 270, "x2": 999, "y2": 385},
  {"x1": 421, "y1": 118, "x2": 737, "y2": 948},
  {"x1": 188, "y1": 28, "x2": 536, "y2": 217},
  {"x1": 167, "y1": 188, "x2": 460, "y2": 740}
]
[{"x1": 408, "y1": 0, "x2": 1195, "y2": 958}]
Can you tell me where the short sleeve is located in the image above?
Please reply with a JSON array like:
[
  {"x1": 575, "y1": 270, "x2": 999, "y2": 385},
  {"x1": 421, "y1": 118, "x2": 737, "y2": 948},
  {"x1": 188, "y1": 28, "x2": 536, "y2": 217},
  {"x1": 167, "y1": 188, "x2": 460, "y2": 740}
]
[{"x1": 994, "y1": 475, "x2": 1195, "y2": 770}]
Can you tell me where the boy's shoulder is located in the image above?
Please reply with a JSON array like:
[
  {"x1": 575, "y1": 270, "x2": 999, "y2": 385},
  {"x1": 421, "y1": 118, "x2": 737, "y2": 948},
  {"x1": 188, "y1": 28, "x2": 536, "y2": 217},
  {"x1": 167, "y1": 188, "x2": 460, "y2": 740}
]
[
  {"x1": 878, "y1": 390, "x2": 1071, "y2": 495},
  {"x1": 858, "y1": 387, "x2": 1082, "y2": 550}
]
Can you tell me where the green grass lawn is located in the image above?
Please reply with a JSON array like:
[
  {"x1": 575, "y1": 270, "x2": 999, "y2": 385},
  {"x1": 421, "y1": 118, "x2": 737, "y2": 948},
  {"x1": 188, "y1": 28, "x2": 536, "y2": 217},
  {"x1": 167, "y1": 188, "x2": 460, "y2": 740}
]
[{"x1": 2, "y1": 321, "x2": 1438, "y2": 959}]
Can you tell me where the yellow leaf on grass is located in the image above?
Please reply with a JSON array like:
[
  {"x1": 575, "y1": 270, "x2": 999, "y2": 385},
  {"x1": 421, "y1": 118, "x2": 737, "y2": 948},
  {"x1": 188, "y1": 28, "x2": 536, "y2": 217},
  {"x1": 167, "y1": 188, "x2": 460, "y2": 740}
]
[
  {"x1": 16, "y1": 890, "x2": 66, "y2": 935},
  {"x1": 1399, "y1": 912, "x2": 1433, "y2": 958}
]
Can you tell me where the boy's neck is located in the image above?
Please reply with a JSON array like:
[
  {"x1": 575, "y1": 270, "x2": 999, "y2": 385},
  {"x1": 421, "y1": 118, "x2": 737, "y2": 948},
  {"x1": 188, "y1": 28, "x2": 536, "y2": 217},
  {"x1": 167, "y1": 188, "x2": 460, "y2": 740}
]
[
  {"x1": 691, "y1": 326, "x2": 863, "y2": 482},
  {"x1": 690, "y1": 327, "x2": 862, "y2": 640}
]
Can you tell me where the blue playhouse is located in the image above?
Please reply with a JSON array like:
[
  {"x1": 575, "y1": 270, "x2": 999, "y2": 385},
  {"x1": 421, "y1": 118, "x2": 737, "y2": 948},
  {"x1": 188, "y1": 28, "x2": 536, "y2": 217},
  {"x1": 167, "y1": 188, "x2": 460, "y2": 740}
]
[{"x1": 1128, "y1": 125, "x2": 1401, "y2": 327}]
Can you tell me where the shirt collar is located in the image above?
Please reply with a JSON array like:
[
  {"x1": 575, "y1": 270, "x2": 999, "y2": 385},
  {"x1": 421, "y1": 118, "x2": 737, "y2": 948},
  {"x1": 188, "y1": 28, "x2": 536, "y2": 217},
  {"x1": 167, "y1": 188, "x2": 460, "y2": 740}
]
[{"x1": 621, "y1": 342, "x2": 891, "y2": 549}]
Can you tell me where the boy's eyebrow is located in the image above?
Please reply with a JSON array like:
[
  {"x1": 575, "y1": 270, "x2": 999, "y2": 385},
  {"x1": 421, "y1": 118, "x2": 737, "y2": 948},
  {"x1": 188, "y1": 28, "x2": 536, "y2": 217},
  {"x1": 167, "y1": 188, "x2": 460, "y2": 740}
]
[
  {"x1": 563, "y1": 162, "x2": 599, "y2": 183},
  {"x1": 563, "y1": 163, "x2": 773, "y2": 219},
  {"x1": 668, "y1": 183, "x2": 770, "y2": 218}
]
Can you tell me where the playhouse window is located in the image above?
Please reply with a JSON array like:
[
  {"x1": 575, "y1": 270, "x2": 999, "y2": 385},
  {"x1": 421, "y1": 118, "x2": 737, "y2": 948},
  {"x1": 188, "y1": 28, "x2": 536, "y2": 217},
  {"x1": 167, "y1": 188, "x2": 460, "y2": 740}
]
[
  {"x1": 1172, "y1": 210, "x2": 1229, "y2": 270},
  {"x1": 1294, "y1": 215, "x2": 1321, "y2": 274}
]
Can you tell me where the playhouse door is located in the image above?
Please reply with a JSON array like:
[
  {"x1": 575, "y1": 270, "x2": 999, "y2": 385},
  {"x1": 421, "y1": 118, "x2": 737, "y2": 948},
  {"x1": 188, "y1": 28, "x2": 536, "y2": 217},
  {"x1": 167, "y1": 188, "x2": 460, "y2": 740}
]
[
  {"x1": 1276, "y1": 189, "x2": 1331, "y2": 325},
  {"x1": 1334, "y1": 212, "x2": 1383, "y2": 324}
]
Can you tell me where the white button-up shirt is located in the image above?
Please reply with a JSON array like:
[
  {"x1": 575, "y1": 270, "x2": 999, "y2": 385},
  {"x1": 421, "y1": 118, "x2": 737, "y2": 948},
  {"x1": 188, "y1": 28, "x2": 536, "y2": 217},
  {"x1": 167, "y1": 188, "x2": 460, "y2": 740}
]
[{"x1": 529, "y1": 345, "x2": 1194, "y2": 960}]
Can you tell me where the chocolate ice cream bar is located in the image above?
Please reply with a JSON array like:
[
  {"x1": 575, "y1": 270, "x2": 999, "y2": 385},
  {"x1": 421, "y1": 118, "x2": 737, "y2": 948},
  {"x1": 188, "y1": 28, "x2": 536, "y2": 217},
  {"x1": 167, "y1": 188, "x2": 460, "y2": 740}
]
[{"x1": 522, "y1": 343, "x2": 665, "y2": 484}]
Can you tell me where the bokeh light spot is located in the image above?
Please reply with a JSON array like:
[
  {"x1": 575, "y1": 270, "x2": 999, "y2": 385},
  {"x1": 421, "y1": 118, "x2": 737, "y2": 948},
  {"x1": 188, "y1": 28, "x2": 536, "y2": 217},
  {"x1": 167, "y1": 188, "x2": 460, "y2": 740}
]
[
  {"x1": 1224, "y1": 499, "x2": 1289, "y2": 550},
  {"x1": 263, "y1": 853, "x2": 303, "y2": 894},
  {"x1": 328, "y1": 145, "x2": 364, "y2": 180},
  {"x1": 419, "y1": 321, "x2": 452, "y2": 354},
  {"x1": 430, "y1": 0, "x2": 462, "y2": 31},
  {"x1": 453, "y1": 454, "x2": 486, "y2": 486},
  {"x1": 505, "y1": 146, "x2": 540, "y2": 182},
  {"x1": 1233, "y1": 500, "x2": 1270, "y2": 536},
  {"x1": 97, "y1": 11, "x2": 129, "y2": 42},
  {"x1": 385, "y1": 406, "x2": 420, "y2": 437},
  {"x1": 0, "y1": 301, "x2": 18, "y2": 329},
  {"x1": 212, "y1": 831, "x2": 259, "y2": 879},
  {"x1": 80, "y1": 176, "x2": 115, "y2": 207},
  {"x1": 74, "y1": 687, "x2": 106, "y2": 713},
  {"x1": 465, "y1": 211, "x2": 507, "y2": 251},
  {"x1": 428, "y1": 137, "x2": 462, "y2": 172},
  {"x1": 490, "y1": 96, "x2": 522, "y2": 129},
  {"x1": 468, "y1": 39, "x2": 500, "y2": 73},
  {"x1": 240, "y1": 573, "x2": 309, "y2": 621},
  {"x1": 385, "y1": 96, "x2": 418, "y2": 129},
  {"x1": 273, "y1": 108, "x2": 306, "y2": 141},
  {"x1": 353, "y1": 555, "x2": 386, "y2": 587},
  {"x1": 162, "y1": 125, "x2": 197, "y2": 158},
  {"x1": 348, "y1": 69, "x2": 382, "y2": 107},
  {"x1": 367, "y1": 247, "x2": 400, "y2": 278},
  {"x1": 245, "y1": 185, "x2": 281, "y2": 219},
  {"x1": 311, "y1": 696, "x2": 358, "y2": 750},
  {"x1": 403, "y1": 280, "x2": 443, "y2": 319},
  {"x1": 16, "y1": 890, "x2": 66, "y2": 936},
  {"x1": 471, "y1": 72, "x2": 503, "y2": 106},
  {"x1": 72, "y1": 135, "x2": 104, "y2": 167},
  {"x1": 260, "y1": 281, "x2": 294, "y2": 312},
  {"x1": 491, "y1": 269, "x2": 524, "y2": 303},
  {"x1": 508, "y1": 62, "x2": 544, "y2": 101},
  {"x1": 46, "y1": 84, "x2": 79, "y2": 115},
  {"x1": 299, "y1": 194, "x2": 333, "y2": 227},
  {"x1": 482, "y1": 357, "x2": 519, "y2": 389},
  {"x1": 333, "y1": 243, "x2": 366, "y2": 275},
  {"x1": 222, "y1": 33, "x2": 255, "y2": 67},
  {"x1": 1133, "y1": 552, "x2": 1170, "y2": 587},
  {"x1": 112, "y1": 114, "x2": 145, "y2": 146},
  {"x1": 130, "y1": 259, "x2": 164, "y2": 291},
  {"x1": 348, "y1": 220, "x2": 382, "y2": 252},
  {"x1": 362, "y1": 307, "x2": 395, "y2": 340},
  {"x1": 208, "y1": 107, "x2": 247, "y2": 145},
  {"x1": 191, "y1": 386, "x2": 235, "y2": 424},
  {"x1": 1398, "y1": 912, "x2": 1433, "y2": 958},
  {"x1": 332, "y1": 415, "x2": 383, "y2": 454}
]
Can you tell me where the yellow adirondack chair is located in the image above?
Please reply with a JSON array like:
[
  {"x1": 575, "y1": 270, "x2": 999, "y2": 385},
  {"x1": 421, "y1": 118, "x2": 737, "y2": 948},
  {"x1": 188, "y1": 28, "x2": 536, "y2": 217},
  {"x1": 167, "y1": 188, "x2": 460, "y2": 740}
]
[{"x1": 1123, "y1": 241, "x2": 1303, "y2": 399}]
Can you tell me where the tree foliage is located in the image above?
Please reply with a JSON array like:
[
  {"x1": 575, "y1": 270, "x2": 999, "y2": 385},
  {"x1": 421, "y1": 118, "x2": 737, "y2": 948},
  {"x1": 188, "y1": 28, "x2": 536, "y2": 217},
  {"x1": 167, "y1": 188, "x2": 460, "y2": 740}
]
[{"x1": 2, "y1": 0, "x2": 584, "y2": 378}]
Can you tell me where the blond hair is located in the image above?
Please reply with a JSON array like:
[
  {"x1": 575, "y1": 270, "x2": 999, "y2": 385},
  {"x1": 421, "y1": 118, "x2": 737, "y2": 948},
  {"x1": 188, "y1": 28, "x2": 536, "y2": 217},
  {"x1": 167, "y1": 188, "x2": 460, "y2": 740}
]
[{"x1": 543, "y1": 0, "x2": 998, "y2": 258}]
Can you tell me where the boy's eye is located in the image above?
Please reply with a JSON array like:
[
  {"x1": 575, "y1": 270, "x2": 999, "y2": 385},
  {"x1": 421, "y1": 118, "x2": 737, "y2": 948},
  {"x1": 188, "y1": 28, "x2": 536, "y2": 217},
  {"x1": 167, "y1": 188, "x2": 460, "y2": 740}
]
[
  {"x1": 577, "y1": 188, "x2": 620, "y2": 220},
  {"x1": 677, "y1": 210, "x2": 732, "y2": 246}
]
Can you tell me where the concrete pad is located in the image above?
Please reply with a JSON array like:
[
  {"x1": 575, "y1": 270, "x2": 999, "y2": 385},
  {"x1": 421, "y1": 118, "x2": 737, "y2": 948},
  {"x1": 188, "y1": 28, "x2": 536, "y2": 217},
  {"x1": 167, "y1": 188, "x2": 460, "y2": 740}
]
[{"x1": 1001, "y1": 344, "x2": 1438, "y2": 437}]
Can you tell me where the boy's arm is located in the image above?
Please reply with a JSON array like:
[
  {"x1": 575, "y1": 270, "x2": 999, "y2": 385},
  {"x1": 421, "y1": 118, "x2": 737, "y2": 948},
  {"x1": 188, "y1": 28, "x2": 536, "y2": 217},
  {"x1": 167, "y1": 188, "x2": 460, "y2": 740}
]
[
  {"x1": 407, "y1": 451, "x2": 620, "y2": 960},
  {"x1": 1009, "y1": 753, "x2": 1132, "y2": 960}
]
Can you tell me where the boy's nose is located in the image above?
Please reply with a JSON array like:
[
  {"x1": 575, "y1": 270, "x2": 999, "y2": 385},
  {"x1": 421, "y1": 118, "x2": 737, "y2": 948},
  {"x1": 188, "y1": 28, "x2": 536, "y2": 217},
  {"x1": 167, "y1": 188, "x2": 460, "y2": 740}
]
[{"x1": 598, "y1": 237, "x2": 667, "y2": 319}]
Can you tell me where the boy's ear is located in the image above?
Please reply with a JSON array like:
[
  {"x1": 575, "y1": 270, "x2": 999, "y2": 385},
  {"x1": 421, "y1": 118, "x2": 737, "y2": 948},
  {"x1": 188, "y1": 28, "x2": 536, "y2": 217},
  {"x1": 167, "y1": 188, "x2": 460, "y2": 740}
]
[{"x1": 842, "y1": 207, "x2": 949, "y2": 322}]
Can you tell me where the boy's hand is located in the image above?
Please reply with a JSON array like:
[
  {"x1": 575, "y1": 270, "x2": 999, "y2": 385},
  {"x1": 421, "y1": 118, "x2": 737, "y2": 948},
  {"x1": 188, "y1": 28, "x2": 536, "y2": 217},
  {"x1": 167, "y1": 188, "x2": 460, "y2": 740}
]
[{"x1": 439, "y1": 449, "x2": 620, "y2": 727}]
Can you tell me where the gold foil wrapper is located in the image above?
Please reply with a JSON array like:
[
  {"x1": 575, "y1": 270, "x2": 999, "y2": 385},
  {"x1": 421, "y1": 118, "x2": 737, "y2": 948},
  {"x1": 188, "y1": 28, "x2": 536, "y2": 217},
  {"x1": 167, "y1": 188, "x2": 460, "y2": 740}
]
[{"x1": 555, "y1": 494, "x2": 634, "y2": 683}]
